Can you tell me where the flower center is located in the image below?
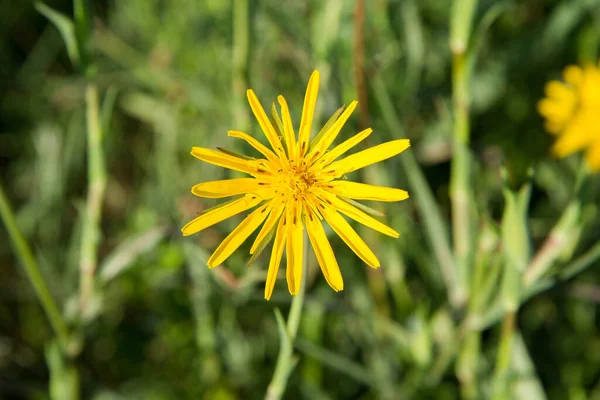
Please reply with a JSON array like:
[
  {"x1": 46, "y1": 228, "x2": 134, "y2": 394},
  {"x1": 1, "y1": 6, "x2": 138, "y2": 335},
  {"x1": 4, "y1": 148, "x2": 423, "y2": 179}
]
[{"x1": 280, "y1": 163, "x2": 316, "y2": 199}]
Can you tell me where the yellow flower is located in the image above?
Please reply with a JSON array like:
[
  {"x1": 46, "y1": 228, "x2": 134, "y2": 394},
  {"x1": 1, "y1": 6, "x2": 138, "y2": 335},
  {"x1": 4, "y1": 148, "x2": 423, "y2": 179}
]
[
  {"x1": 182, "y1": 70, "x2": 410, "y2": 299},
  {"x1": 538, "y1": 63, "x2": 600, "y2": 171}
]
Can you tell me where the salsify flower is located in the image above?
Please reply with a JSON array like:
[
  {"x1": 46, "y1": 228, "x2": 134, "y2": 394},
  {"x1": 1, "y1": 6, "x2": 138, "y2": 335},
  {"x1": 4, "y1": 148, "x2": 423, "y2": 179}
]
[
  {"x1": 538, "y1": 62, "x2": 600, "y2": 171},
  {"x1": 182, "y1": 70, "x2": 410, "y2": 299}
]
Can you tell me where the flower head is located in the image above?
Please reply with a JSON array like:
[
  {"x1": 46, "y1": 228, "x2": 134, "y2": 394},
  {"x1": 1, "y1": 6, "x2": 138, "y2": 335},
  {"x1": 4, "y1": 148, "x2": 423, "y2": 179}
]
[
  {"x1": 182, "y1": 70, "x2": 410, "y2": 299},
  {"x1": 538, "y1": 62, "x2": 600, "y2": 171}
]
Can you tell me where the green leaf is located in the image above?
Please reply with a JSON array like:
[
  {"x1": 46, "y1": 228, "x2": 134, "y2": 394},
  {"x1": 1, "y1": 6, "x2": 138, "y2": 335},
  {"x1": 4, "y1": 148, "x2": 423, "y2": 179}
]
[
  {"x1": 465, "y1": 1, "x2": 512, "y2": 77},
  {"x1": 339, "y1": 196, "x2": 385, "y2": 217},
  {"x1": 99, "y1": 225, "x2": 169, "y2": 283},
  {"x1": 500, "y1": 168, "x2": 532, "y2": 311},
  {"x1": 100, "y1": 86, "x2": 118, "y2": 139},
  {"x1": 271, "y1": 101, "x2": 285, "y2": 145},
  {"x1": 308, "y1": 105, "x2": 345, "y2": 152},
  {"x1": 216, "y1": 147, "x2": 255, "y2": 160},
  {"x1": 247, "y1": 226, "x2": 276, "y2": 267},
  {"x1": 35, "y1": 2, "x2": 80, "y2": 68}
]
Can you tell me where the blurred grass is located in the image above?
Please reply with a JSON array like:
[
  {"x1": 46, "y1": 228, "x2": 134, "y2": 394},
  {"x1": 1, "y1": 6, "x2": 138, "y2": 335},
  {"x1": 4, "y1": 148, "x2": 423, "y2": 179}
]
[{"x1": 1, "y1": 0, "x2": 600, "y2": 399}]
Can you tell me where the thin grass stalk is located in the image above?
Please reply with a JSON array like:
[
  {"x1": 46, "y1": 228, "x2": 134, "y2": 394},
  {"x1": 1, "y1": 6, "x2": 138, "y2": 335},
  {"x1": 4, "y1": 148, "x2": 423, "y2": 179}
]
[
  {"x1": 265, "y1": 231, "x2": 309, "y2": 400},
  {"x1": 79, "y1": 82, "x2": 107, "y2": 316},
  {"x1": 0, "y1": 183, "x2": 72, "y2": 353},
  {"x1": 232, "y1": 0, "x2": 250, "y2": 131},
  {"x1": 353, "y1": 0, "x2": 369, "y2": 130}
]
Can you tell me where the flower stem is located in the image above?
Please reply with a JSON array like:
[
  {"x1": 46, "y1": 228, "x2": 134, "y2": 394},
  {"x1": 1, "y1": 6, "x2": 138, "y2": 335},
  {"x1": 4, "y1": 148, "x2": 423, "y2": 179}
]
[
  {"x1": 491, "y1": 311, "x2": 516, "y2": 400},
  {"x1": 0, "y1": 182, "x2": 72, "y2": 353},
  {"x1": 449, "y1": 0, "x2": 479, "y2": 307},
  {"x1": 265, "y1": 231, "x2": 309, "y2": 400},
  {"x1": 79, "y1": 82, "x2": 107, "y2": 317}
]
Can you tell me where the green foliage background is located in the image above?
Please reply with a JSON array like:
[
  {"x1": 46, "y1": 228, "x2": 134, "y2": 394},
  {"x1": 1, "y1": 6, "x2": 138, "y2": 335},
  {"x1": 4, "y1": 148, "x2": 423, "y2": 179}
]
[{"x1": 1, "y1": 0, "x2": 599, "y2": 399}]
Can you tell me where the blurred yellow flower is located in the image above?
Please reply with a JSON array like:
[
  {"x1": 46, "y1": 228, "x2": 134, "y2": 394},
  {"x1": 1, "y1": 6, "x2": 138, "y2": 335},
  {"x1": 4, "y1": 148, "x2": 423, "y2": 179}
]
[
  {"x1": 182, "y1": 70, "x2": 410, "y2": 299},
  {"x1": 538, "y1": 63, "x2": 600, "y2": 171}
]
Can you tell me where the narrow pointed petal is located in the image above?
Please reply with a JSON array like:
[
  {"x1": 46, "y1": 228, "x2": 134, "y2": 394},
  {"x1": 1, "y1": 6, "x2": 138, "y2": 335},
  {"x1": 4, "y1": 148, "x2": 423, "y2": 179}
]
[
  {"x1": 228, "y1": 130, "x2": 279, "y2": 164},
  {"x1": 191, "y1": 147, "x2": 266, "y2": 176},
  {"x1": 207, "y1": 202, "x2": 272, "y2": 268},
  {"x1": 313, "y1": 128, "x2": 373, "y2": 166},
  {"x1": 584, "y1": 141, "x2": 600, "y2": 172},
  {"x1": 246, "y1": 89, "x2": 286, "y2": 156},
  {"x1": 277, "y1": 96, "x2": 297, "y2": 159},
  {"x1": 192, "y1": 178, "x2": 264, "y2": 198},
  {"x1": 250, "y1": 201, "x2": 285, "y2": 254},
  {"x1": 298, "y1": 70, "x2": 320, "y2": 157},
  {"x1": 308, "y1": 100, "x2": 358, "y2": 160},
  {"x1": 552, "y1": 112, "x2": 598, "y2": 157},
  {"x1": 318, "y1": 203, "x2": 380, "y2": 268},
  {"x1": 181, "y1": 194, "x2": 262, "y2": 236},
  {"x1": 318, "y1": 190, "x2": 399, "y2": 238},
  {"x1": 305, "y1": 210, "x2": 343, "y2": 291},
  {"x1": 323, "y1": 181, "x2": 409, "y2": 202},
  {"x1": 285, "y1": 203, "x2": 304, "y2": 295},
  {"x1": 265, "y1": 217, "x2": 286, "y2": 300},
  {"x1": 308, "y1": 105, "x2": 345, "y2": 153},
  {"x1": 323, "y1": 139, "x2": 411, "y2": 178}
]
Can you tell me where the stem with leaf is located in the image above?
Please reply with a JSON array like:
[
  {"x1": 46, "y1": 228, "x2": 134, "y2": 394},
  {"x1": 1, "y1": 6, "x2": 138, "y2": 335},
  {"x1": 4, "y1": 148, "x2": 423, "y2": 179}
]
[{"x1": 265, "y1": 231, "x2": 309, "y2": 400}]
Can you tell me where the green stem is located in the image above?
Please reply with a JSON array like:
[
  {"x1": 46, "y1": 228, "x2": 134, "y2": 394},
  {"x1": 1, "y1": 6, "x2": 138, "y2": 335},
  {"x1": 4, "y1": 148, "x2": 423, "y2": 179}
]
[
  {"x1": 491, "y1": 311, "x2": 517, "y2": 400},
  {"x1": 79, "y1": 82, "x2": 107, "y2": 317},
  {"x1": 449, "y1": 32, "x2": 475, "y2": 309},
  {"x1": 0, "y1": 183, "x2": 72, "y2": 353},
  {"x1": 456, "y1": 331, "x2": 481, "y2": 400},
  {"x1": 265, "y1": 231, "x2": 309, "y2": 400}
]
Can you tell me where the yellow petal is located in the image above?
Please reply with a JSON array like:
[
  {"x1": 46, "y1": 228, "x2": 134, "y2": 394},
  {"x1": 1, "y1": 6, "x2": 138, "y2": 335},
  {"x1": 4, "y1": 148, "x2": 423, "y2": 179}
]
[
  {"x1": 285, "y1": 203, "x2": 304, "y2": 295},
  {"x1": 305, "y1": 209, "x2": 343, "y2": 291},
  {"x1": 191, "y1": 147, "x2": 265, "y2": 176},
  {"x1": 318, "y1": 203, "x2": 380, "y2": 268},
  {"x1": 308, "y1": 100, "x2": 358, "y2": 160},
  {"x1": 323, "y1": 181, "x2": 409, "y2": 202},
  {"x1": 298, "y1": 70, "x2": 320, "y2": 157},
  {"x1": 563, "y1": 65, "x2": 583, "y2": 86},
  {"x1": 317, "y1": 190, "x2": 399, "y2": 238},
  {"x1": 265, "y1": 217, "x2": 286, "y2": 300},
  {"x1": 323, "y1": 139, "x2": 411, "y2": 178},
  {"x1": 207, "y1": 202, "x2": 272, "y2": 268},
  {"x1": 228, "y1": 130, "x2": 279, "y2": 164},
  {"x1": 181, "y1": 194, "x2": 262, "y2": 236},
  {"x1": 191, "y1": 178, "x2": 264, "y2": 198},
  {"x1": 584, "y1": 140, "x2": 600, "y2": 172},
  {"x1": 247, "y1": 89, "x2": 286, "y2": 157},
  {"x1": 313, "y1": 128, "x2": 373, "y2": 166},
  {"x1": 277, "y1": 96, "x2": 297, "y2": 159},
  {"x1": 552, "y1": 112, "x2": 598, "y2": 157},
  {"x1": 250, "y1": 200, "x2": 285, "y2": 254}
]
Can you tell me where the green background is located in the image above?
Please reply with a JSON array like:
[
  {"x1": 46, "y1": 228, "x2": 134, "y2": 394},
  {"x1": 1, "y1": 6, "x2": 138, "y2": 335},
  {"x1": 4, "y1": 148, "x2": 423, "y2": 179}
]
[{"x1": 1, "y1": 0, "x2": 599, "y2": 399}]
